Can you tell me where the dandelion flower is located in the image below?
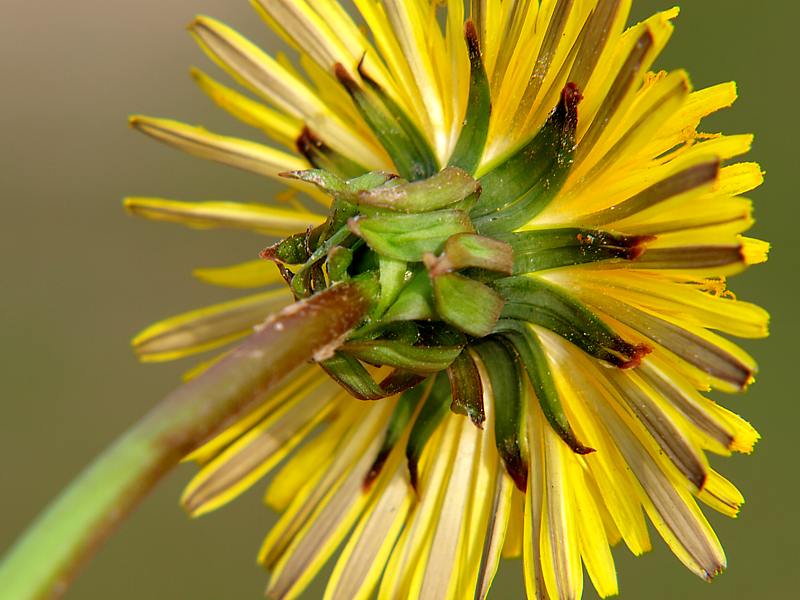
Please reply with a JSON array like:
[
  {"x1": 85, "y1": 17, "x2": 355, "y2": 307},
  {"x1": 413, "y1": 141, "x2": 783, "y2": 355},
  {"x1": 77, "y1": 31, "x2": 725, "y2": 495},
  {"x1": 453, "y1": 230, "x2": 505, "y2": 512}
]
[
  {"x1": 1, "y1": 2, "x2": 768, "y2": 599},
  {"x1": 131, "y1": 1, "x2": 768, "y2": 598}
]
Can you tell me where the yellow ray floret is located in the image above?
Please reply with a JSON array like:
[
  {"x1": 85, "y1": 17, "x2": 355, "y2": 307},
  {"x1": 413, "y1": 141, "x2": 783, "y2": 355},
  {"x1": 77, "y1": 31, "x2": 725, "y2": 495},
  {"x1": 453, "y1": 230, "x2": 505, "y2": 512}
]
[
  {"x1": 264, "y1": 402, "x2": 360, "y2": 511},
  {"x1": 379, "y1": 419, "x2": 459, "y2": 599},
  {"x1": 265, "y1": 402, "x2": 395, "y2": 600},
  {"x1": 122, "y1": 2, "x2": 770, "y2": 600},
  {"x1": 124, "y1": 197, "x2": 324, "y2": 235},
  {"x1": 191, "y1": 68, "x2": 303, "y2": 148},
  {"x1": 129, "y1": 115, "x2": 308, "y2": 180},
  {"x1": 189, "y1": 16, "x2": 381, "y2": 162},
  {"x1": 182, "y1": 379, "x2": 342, "y2": 517},
  {"x1": 131, "y1": 289, "x2": 291, "y2": 362},
  {"x1": 193, "y1": 259, "x2": 286, "y2": 289}
]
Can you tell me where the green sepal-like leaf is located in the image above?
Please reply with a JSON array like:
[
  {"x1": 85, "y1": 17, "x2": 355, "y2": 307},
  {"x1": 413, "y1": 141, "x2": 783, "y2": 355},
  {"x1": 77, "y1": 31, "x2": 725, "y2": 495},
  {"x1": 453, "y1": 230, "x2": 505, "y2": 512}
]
[
  {"x1": 448, "y1": 20, "x2": 492, "y2": 175},
  {"x1": 326, "y1": 246, "x2": 353, "y2": 282},
  {"x1": 341, "y1": 340, "x2": 462, "y2": 374},
  {"x1": 417, "y1": 322, "x2": 468, "y2": 348},
  {"x1": 349, "y1": 170, "x2": 403, "y2": 192},
  {"x1": 513, "y1": 244, "x2": 638, "y2": 275},
  {"x1": 260, "y1": 232, "x2": 309, "y2": 265},
  {"x1": 364, "y1": 378, "x2": 430, "y2": 489},
  {"x1": 349, "y1": 271, "x2": 382, "y2": 306},
  {"x1": 374, "y1": 257, "x2": 408, "y2": 318},
  {"x1": 432, "y1": 273, "x2": 504, "y2": 338},
  {"x1": 282, "y1": 169, "x2": 397, "y2": 204},
  {"x1": 282, "y1": 170, "x2": 394, "y2": 242},
  {"x1": 356, "y1": 167, "x2": 480, "y2": 213},
  {"x1": 320, "y1": 352, "x2": 424, "y2": 400},
  {"x1": 349, "y1": 209, "x2": 474, "y2": 262},
  {"x1": 406, "y1": 373, "x2": 451, "y2": 490},
  {"x1": 319, "y1": 352, "x2": 381, "y2": 399},
  {"x1": 446, "y1": 350, "x2": 485, "y2": 428},
  {"x1": 496, "y1": 228, "x2": 650, "y2": 274},
  {"x1": 383, "y1": 269, "x2": 435, "y2": 322},
  {"x1": 494, "y1": 275, "x2": 650, "y2": 368},
  {"x1": 290, "y1": 226, "x2": 353, "y2": 297},
  {"x1": 323, "y1": 199, "x2": 360, "y2": 242},
  {"x1": 335, "y1": 64, "x2": 439, "y2": 181},
  {"x1": 358, "y1": 65, "x2": 440, "y2": 181},
  {"x1": 308, "y1": 262, "x2": 327, "y2": 294},
  {"x1": 349, "y1": 243, "x2": 380, "y2": 276},
  {"x1": 494, "y1": 319, "x2": 594, "y2": 454},
  {"x1": 380, "y1": 369, "x2": 429, "y2": 396},
  {"x1": 349, "y1": 318, "x2": 420, "y2": 344},
  {"x1": 378, "y1": 321, "x2": 420, "y2": 345},
  {"x1": 473, "y1": 84, "x2": 581, "y2": 233},
  {"x1": 473, "y1": 339, "x2": 527, "y2": 491},
  {"x1": 473, "y1": 105, "x2": 566, "y2": 214},
  {"x1": 426, "y1": 233, "x2": 513, "y2": 276},
  {"x1": 295, "y1": 127, "x2": 367, "y2": 179}
]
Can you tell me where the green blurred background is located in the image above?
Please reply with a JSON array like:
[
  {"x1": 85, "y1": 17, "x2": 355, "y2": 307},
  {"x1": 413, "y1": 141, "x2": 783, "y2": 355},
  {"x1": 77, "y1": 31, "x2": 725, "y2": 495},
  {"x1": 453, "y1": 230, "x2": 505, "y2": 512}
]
[{"x1": 0, "y1": 1, "x2": 794, "y2": 598}]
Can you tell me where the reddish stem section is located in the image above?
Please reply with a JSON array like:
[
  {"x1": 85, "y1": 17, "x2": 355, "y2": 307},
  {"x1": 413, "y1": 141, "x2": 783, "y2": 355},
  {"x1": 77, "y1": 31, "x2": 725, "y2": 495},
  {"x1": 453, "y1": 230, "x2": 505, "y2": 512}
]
[{"x1": 0, "y1": 282, "x2": 371, "y2": 600}]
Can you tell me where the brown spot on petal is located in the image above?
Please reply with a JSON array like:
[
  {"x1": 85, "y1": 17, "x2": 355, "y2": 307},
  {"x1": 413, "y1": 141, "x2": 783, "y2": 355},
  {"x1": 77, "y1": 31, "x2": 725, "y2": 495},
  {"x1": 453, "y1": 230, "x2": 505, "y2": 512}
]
[
  {"x1": 619, "y1": 344, "x2": 653, "y2": 370},
  {"x1": 464, "y1": 19, "x2": 481, "y2": 61},
  {"x1": 363, "y1": 448, "x2": 390, "y2": 492},
  {"x1": 295, "y1": 127, "x2": 324, "y2": 164},
  {"x1": 407, "y1": 458, "x2": 420, "y2": 493},
  {"x1": 501, "y1": 451, "x2": 528, "y2": 492}
]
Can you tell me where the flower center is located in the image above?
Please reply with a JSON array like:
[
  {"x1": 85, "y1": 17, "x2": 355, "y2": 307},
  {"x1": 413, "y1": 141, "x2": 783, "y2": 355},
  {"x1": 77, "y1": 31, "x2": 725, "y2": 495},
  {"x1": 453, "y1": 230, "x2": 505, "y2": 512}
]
[
  {"x1": 259, "y1": 83, "x2": 651, "y2": 489},
  {"x1": 261, "y1": 164, "x2": 512, "y2": 369}
]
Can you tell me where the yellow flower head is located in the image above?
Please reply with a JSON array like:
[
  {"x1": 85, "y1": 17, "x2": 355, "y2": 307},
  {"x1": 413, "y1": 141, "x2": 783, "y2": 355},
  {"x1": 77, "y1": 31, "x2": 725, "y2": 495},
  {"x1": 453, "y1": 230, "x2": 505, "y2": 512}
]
[{"x1": 127, "y1": 2, "x2": 767, "y2": 599}]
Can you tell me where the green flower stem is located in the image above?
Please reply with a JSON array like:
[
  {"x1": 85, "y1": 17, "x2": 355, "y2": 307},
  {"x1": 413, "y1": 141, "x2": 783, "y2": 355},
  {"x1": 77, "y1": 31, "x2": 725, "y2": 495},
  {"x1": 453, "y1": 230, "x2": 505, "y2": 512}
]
[{"x1": 0, "y1": 282, "x2": 373, "y2": 600}]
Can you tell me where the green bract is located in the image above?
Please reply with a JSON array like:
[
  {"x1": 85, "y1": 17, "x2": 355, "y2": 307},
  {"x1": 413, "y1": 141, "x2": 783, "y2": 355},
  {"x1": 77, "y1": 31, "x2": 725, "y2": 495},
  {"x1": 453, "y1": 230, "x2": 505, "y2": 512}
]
[{"x1": 260, "y1": 82, "x2": 653, "y2": 488}]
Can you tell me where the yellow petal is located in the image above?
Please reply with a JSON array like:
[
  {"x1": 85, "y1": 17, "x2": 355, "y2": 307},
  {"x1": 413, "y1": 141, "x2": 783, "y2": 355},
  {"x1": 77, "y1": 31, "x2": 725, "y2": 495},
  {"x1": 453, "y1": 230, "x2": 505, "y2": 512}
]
[
  {"x1": 323, "y1": 451, "x2": 412, "y2": 600},
  {"x1": 571, "y1": 459, "x2": 618, "y2": 598},
  {"x1": 642, "y1": 81, "x2": 738, "y2": 159},
  {"x1": 181, "y1": 378, "x2": 341, "y2": 516},
  {"x1": 351, "y1": 0, "x2": 431, "y2": 131},
  {"x1": 549, "y1": 272, "x2": 758, "y2": 392},
  {"x1": 567, "y1": 270, "x2": 769, "y2": 340},
  {"x1": 265, "y1": 401, "x2": 360, "y2": 511},
  {"x1": 381, "y1": 0, "x2": 448, "y2": 157},
  {"x1": 577, "y1": 354, "x2": 727, "y2": 581},
  {"x1": 540, "y1": 415, "x2": 584, "y2": 600},
  {"x1": 253, "y1": 0, "x2": 354, "y2": 74},
  {"x1": 522, "y1": 406, "x2": 547, "y2": 600},
  {"x1": 501, "y1": 490, "x2": 524, "y2": 558},
  {"x1": 705, "y1": 401, "x2": 760, "y2": 455},
  {"x1": 474, "y1": 466, "x2": 513, "y2": 599},
  {"x1": 185, "y1": 365, "x2": 319, "y2": 464},
  {"x1": 573, "y1": 69, "x2": 690, "y2": 186},
  {"x1": 741, "y1": 236, "x2": 770, "y2": 265},
  {"x1": 190, "y1": 15, "x2": 377, "y2": 161},
  {"x1": 697, "y1": 469, "x2": 744, "y2": 518},
  {"x1": 260, "y1": 400, "x2": 392, "y2": 583},
  {"x1": 191, "y1": 67, "x2": 302, "y2": 148},
  {"x1": 125, "y1": 197, "x2": 324, "y2": 235},
  {"x1": 132, "y1": 289, "x2": 291, "y2": 362},
  {"x1": 129, "y1": 115, "x2": 307, "y2": 179},
  {"x1": 416, "y1": 417, "x2": 476, "y2": 600},
  {"x1": 378, "y1": 416, "x2": 460, "y2": 599},
  {"x1": 579, "y1": 10, "x2": 677, "y2": 151},
  {"x1": 540, "y1": 327, "x2": 652, "y2": 556},
  {"x1": 193, "y1": 259, "x2": 286, "y2": 289},
  {"x1": 459, "y1": 381, "x2": 503, "y2": 600}
]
